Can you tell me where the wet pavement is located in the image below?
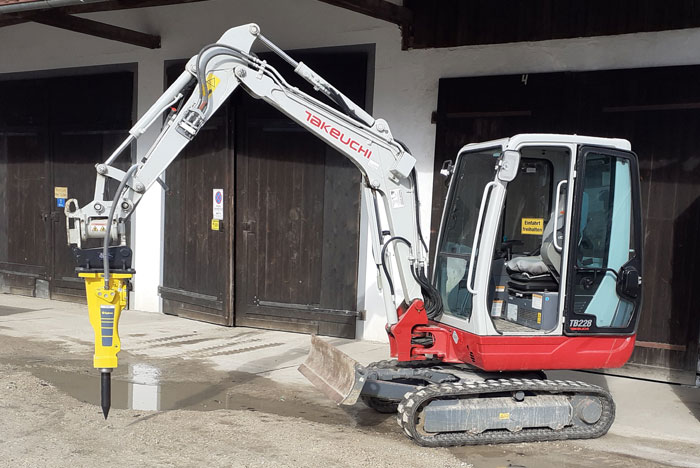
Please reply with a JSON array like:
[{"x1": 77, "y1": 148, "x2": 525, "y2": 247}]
[
  {"x1": 1, "y1": 295, "x2": 699, "y2": 467},
  {"x1": 23, "y1": 358, "x2": 395, "y2": 432}
]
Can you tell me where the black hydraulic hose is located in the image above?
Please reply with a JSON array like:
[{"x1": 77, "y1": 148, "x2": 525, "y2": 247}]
[
  {"x1": 381, "y1": 236, "x2": 412, "y2": 297},
  {"x1": 103, "y1": 164, "x2": 139, "y2": 289},
  {"x1": 411, "y1": 265, "x2": 442, "y2": 320},
  {"x1": 195, "y1": 44, "x2": 256, "y2": 110}
]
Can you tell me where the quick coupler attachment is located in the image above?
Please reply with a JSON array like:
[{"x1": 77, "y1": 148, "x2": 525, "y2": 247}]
[{"x1": 79, "y1": 271, "x2": 132, "y2": 419}]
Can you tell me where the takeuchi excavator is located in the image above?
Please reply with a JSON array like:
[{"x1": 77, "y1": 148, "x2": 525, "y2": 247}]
[{"x1": 65, "y1": 24, "x2": 643, "y2": 447}]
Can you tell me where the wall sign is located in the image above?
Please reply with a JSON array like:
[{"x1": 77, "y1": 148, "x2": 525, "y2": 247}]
[{"x1": 213, "y1": 188, "x2": 224, "y2": 220}]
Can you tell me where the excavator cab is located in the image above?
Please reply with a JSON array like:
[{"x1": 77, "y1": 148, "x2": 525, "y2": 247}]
[{"x1": 433, "y1": 134, "x2": 643, "y2": 339}]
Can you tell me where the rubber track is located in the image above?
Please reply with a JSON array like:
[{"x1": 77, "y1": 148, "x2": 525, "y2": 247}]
[
  {"x1": 360, "y1": 359, "x2": 442, "y2": 413},
  {"x1": 366, "y1": 359, "x2": 445, "y2": 370},
  {"x1": 396, "y1": 378, "x2": 615, "y2": 447}
]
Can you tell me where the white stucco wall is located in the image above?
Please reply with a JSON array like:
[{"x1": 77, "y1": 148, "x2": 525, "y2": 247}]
[{"x1": 3, "y1": 0, "x2": 700, "y2": 340}]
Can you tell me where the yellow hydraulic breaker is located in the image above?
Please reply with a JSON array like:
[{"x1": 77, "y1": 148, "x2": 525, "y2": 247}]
[{"x1": 80, "y1": 271, "x2": 132, "y2": 419}]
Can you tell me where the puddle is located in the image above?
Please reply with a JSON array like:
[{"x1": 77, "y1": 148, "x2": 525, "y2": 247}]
[
  {"x1": 31, "y1": 363, "x2": 229, "y2": 412},
  {"x1": 0, "y1": 305, "x2": 42, "y2": 316},
  {"x1": 27, "y1": 362, "x2": 396, "y2": 432}
]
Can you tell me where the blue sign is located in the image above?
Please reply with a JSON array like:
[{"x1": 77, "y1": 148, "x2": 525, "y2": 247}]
[{"x1": 57, "y1": 198, "x2": 66, "y2": 208}]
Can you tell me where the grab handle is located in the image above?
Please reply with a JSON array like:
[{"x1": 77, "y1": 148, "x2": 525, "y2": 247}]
[
  {"x1": 467, "y1": 181, "x2": 498, "y2": 294},
  {"x1": 553, "y1": 180, "x2": 567, "y2": 251}
]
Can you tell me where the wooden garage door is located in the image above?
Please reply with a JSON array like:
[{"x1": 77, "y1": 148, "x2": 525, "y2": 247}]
[
  {"x1": 0, "y1": 72, "x2": 133, "y2": 301},
  {"x1": 432, "y1": 66, "x2": 700, "y2": 384}
]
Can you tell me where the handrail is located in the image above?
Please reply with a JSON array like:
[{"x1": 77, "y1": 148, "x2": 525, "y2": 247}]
[
  {"x1": 553, "y1": 180, "x2": 567, "y2": 251},
  {"x1": 467, "y1": 181, "x2": 498, "y2": 294}
]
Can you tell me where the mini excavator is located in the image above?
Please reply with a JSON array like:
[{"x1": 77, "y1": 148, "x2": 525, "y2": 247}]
[{"x1": 65, "y1": 24, "x2": 643, "y2": 446}]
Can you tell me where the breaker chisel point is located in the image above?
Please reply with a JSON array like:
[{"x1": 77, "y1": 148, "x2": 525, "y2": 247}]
[{"x1": 101, "y1": 369, "x2": 111, "y2": 419}]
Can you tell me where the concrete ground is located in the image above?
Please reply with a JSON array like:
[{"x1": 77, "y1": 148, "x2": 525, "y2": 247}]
[{"x1": 0, "y1": 295, "x2": 699, "y2": 468}]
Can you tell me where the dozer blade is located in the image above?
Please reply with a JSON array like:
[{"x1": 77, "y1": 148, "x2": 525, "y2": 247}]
[{"x1": 298, "y1": 335, "x2": 367, "y2": 406}]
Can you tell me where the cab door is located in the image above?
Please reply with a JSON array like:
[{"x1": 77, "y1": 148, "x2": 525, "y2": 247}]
[{"x1": 564, "y1": 146, "x2": 643, "y2": 335}]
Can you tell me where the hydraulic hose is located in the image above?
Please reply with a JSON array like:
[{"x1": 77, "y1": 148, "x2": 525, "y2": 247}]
[
  {"x1": 103, "y1": 164, "x2": 139, "y2": 289},
  {"x1": 195, "y1": 44, "x2": 256, "y2": 110},
  {"x1": 381, "y1": 236, "x2": 412, "y2": 297}
]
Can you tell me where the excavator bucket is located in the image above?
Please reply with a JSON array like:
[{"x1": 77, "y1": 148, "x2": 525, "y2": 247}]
[{"x1": 298, "y1": 335, "x2": 367, "y2": 406}]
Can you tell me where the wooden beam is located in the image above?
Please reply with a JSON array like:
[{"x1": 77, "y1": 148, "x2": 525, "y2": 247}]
[
  {"x1": 30, "y1": 12, "x2": 160, "y2": 48},
  {"x1": 316, "y1": 0, "x2": 412, "y2": 26},
  {"x1": 58, "y1": 0, "x2": 210, "y2": 14},
  {"x1": 0, "y1": 0, "x2": 211, "y2": 29}
]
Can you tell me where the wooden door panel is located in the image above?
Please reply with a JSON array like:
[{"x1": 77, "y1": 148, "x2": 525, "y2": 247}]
[
  {"x1": 235, "y1": 120, "x2": 360, "y2": 337},
  {"x1": 242, "y1": 124, "x2": 325, "y2": 306},
  {"x1": 50, "y1": 130, "x2": 131, "y2": 302},
  {"x1": 161, "y1": 116, "x2": 231, "y2": 325},
  {"x1": 0, "y1": 131, "x2": 50, "y2": 296},
  {"x1": 161, "y1": 62, "x2": 232, "y2": 325},
  {"x1": 234, "y1": 51, "x2": 366, "y2": 338}
]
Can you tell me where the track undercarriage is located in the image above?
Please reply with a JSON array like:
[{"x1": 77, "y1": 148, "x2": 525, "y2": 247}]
[{"x1": 299, "y1": 336, "x2": 615, "y2": 448}]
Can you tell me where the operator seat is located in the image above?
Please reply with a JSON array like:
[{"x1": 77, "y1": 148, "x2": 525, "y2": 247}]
[
  {"x1": 504, "y1": 190, "x2": 588, "y2": 292},
  {"x1": 505, "y1": 196, "x2": 566, "y2": 291}
]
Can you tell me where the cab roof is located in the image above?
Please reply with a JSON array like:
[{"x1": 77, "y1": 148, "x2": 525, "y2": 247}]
[{"x1": 458, "y1": 134, "x2": 632, "y2": 155}]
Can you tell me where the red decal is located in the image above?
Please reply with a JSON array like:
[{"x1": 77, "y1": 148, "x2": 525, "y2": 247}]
[{"x1": 304, "y1": 110, "x2": 372, "y2": 159}]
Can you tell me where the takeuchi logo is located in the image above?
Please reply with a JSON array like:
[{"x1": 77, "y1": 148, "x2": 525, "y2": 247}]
[{"x1": 304, "y1": 111, "x2": 372, "y2": 159}]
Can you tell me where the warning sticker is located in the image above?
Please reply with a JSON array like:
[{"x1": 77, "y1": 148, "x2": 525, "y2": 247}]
[
  {"x1": 206, "y1": 73, "x2": 220, "y2": 95},
  {"x1": 491, "y1": 300, "x2": 503, "y2": 317},
  {"x1": 499, "y1": 412, "x2": 511, "y2": 420},
  {"x1": 54, "y1": 186, "x2": 68, "y2": 199},
  {"x1": 507, "y1": 303, "x2": 518, "y2": 321},
  {"x1": 521, "y1": 217, "x2": 544, "y2": 235},
  {"x1": 532, "y1": 293, "x2": 543, "y2": 310},
  {"x1": 495, "y1": 285, "x2": 505, "y2": 293},
  {"x1": 211, "y1": 219, "x2": 220, "y2": 231},
  {"x1": 390, "y1": 189, "x2": 405, "y2": 209}
]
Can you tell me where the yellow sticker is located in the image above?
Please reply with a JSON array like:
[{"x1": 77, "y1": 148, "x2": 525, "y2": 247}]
[
  {"x1": 211, "y1": 219, "x2": 220, "y2": 231},
  {"x1": 206, "y1": 73, "x2": 220, "y2": 95},
  {"x1": 521, "y1": 218, "x2": 544, "y2": 235},
  {"x1": 537, "y1": 312, "x2": 542, "y2": 324},
  {"x1": 499, "y1": 412, "x2": 510, "y2": 420},
  {"x1": 54, "y1": 186, "x2": 68, "y2": 199}
]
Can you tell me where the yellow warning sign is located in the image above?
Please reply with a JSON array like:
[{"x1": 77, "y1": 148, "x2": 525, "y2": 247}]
[
  {"x1": 211, "y1": 219, "x2": 220, "y2": 231},
  {"x1": 205, "y1": 73, "x2": 220, "y2": 95},
  {"x1": 521, "y1": 218, "x2": 544, "y2": 235},
  {"x1": 54, "y1": 186, "x2": 68, "y2": 199},
  {"x1": 499, "y1": 412, "x2": 510, "y2": 420}
]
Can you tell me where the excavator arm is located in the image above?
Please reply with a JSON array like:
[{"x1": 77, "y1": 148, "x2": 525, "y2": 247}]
[{"x1": 65, "y1": 23, "x2": 441, "y2": 417}]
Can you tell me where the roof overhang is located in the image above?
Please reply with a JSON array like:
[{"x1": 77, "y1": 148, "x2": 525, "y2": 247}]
[{"x1": 2, "y1": 1, "x2": 700, "y2": 51}]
